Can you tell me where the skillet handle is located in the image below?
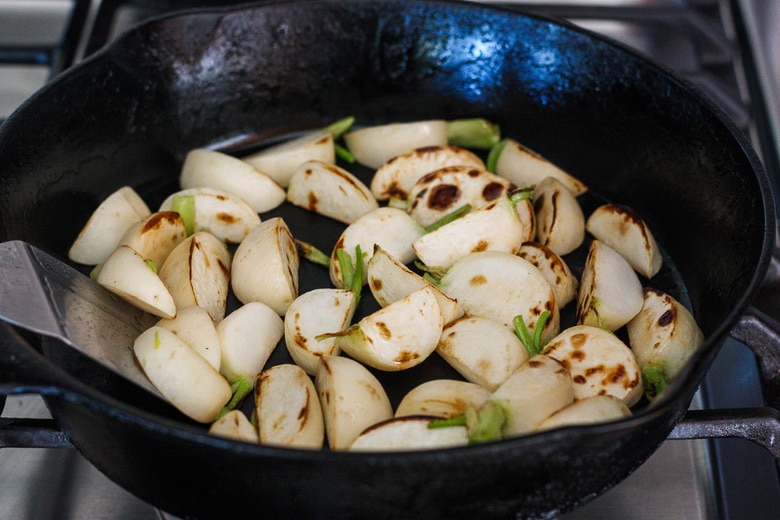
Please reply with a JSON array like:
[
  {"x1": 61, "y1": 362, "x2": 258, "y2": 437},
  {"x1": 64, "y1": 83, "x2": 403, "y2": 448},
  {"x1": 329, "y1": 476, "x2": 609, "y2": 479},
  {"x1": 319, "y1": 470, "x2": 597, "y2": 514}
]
[{"x1": 669, "y1": 306, "x2": 780, "y2": 457}]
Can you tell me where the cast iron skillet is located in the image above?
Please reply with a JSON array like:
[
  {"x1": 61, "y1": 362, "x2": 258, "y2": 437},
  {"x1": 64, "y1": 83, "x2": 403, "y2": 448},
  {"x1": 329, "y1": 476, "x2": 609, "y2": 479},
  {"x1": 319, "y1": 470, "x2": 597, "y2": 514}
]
[{"x1": 0, "y1": 1, "x2": 775, "y2": 518}]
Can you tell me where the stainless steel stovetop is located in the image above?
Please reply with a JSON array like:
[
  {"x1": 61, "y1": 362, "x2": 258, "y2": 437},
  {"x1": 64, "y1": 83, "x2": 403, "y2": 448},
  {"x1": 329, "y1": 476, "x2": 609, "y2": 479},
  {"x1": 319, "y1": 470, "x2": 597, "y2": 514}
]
[{"x1": 1, "y1": 1, "x2": 779, "y2": 519}]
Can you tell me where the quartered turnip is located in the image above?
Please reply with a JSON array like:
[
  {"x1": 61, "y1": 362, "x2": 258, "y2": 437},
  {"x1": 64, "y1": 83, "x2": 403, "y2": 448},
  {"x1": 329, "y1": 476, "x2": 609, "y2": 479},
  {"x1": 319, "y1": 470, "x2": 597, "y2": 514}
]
[
  {"x1": 133, "y1": 326, "x2": 232, "y2": 423},
  {"x1": 286, "y1": 160, "x2": 378, "y2": 224},
  {"x1": 437, "y1": 316, "x2": 528, "y2": 391},
  {"x1": 156, "y1": 305, "x2": 221, "y2": 371},
  {"x1": 536, "y1": 395, "x2": 632, "y2": 431},
  {"x1": 366, "y1": 245, "x2": 462, "y2": 324},
  {"x1": 576, "y1": 239, "x2": 644, "y2": 331},
  {"x1": 241, "y1": 130, "x2": 335, "y2": 188},
  {"x1": 395, "y1": 379, "x2": 491, "y2": 418},
  {"x1": 208, "y1": 410, "x2": 259, "y2": 443},
  {"x1": 231, "y1": 217, "x2": 299, "y2": 315},
  {"x1": 406, "y1": 165, "x2": 514, "y2": 227},
  {"x1": 412, "y1": 194, "x2": 533, "y2": 270},
  {"x1": 315, "y1": 355, "x2": 393, "y2": 450},
  {"x1": 335, "y1": 285, "x2": 443, "y2": 371},
  {"x1": 533, "y1": 176, "x2": 585, "y2": 256},
  {"x1": 329, "y1": 207, "x2": 424, "y2": 288},
  {"x1": 284, "y1": 288, "x2": 357, "y2": 375},
  {"x1": 627, "y1": 289, "x2": 705, "y2": 399},
  {"x1": 542, "y1": 325, "x2": 643, "y2": 406},
  {"x1": 437, "y1": 251, "x2": 560, "y2": 344},
  {"x1": 255, "y1": 364, "x2": 324, "y2": 449},
  {"x1": 159, "y1": 187, "x2": 260, "y2": 244},
  {"x1": 345, "y1": 120, "x2": 449, "y2": 170},
  {"x1": 370, "y1": 144, "x2": 485, "y2": 202},
  {"x1": 586, "y1": 203, "x2": 663, "y2": 279},
  {"x1": 492, "y1": 138, "x2": 587, "y2": 195},
  {"x1": 158, "y1": 231, "x2": 232, "y2": 322},
  {"x1": 491, "y1": 354, "x2": 575, "y2": 436},
  {"x1": 96, "y1": 245, "x2": 176, "y2": 319},
  {"x1": 216, "y1": 301, "x2": 284, "y2": 388},
  {"x1": 517, "y1": 242, "x2": 578, "y2": 308},
  {"x1": 117, "y1": 211, "x2": 186, "y2": 269},
  {"x1": 179, "y1": 148, "x2": 286, "y2": 214},
  {"x1": 349, "y1": 416, "x2": 469, "y2": 451},
  {"x1": 68, "y1": 185, "x2": 151, "y2": 265}
]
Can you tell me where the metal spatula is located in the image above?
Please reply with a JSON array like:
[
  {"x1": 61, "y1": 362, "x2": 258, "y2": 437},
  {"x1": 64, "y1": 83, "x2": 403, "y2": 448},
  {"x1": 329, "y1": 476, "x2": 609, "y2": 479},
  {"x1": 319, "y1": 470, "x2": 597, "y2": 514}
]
[{"x1": 0, "y1": 240, "x2": 162, "y2": 398}]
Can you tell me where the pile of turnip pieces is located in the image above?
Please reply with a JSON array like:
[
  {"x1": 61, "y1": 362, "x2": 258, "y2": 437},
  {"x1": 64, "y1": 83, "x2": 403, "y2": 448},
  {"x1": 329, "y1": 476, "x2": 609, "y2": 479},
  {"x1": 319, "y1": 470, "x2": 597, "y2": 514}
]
[{"x1": 68, "y1": 118, "x2": 704, "y2": 451}]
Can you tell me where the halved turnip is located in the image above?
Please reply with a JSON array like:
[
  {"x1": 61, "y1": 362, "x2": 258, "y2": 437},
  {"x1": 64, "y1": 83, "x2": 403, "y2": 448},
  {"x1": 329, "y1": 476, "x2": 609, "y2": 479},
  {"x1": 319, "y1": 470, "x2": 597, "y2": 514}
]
[
  {"x1": 366, "y1": 245, "x2": 462, "y2": 324},
  {"x1": 407, "y1": 165, "x2": 514, "y2": 227},
  {"x1": 68, "y1": 186, "x2": 151, "y2": 265},
  {"x1": 586, "y1": 203, "x2": 663, "y2": 279},
  {"x1": 491, "y1": 354, "x2": 574, "y2": 436},
  {"x1": 179, "y1": 148, "x2": 286, "y2": 213},
  {"x1": 493, "y1": 138, "x2": 587, "y2": 195},
  {"x1": 542, "y1": 325, "x2": 643, "y2": 406},
  {"x1": 117, "y1": 211, "x2": 187, "y2": 268},
  {"x1": 329, "y1": 207, "x2": 424, "y2": 288},
  {"x1": 286, "y1": 160, "x2": 378, "y2": 224},
  {"x1": 395, "y1": 379, "x2": 491, "y2": 419},
  {"x1": 97, "y1": 245, "x2": 176, "y2": 319},
  {"x1": 216, "y1": 301, "x2": 284, "y2": 387},
  {"x1": 536, "y1": 395, "x2": 632, "y2": 432},
  {"x1": 533, "y1": 176, "x2": 585, "y2": 256},
  {"x1": 208, "y1": 410, "x2": 259, "y2": 443},
  {"x1": 576, "y1": 239, "x2": 643, "y2": 331},
  {"x1": 159, "y1": 187, "x2": 260, "y2": 244},
  {"x1": 626, "y1": 289, "x2": 705, "y2": 399},
  {"x1": 241, "y1": 130, "x2": 335, "y2": 188},
  {"x1": 155, "y1": 305, "x2": 221, "y2": 371},
  {"x1": 349, "y1": 416, "x2": 469, "y2": 451},
  {"x1": 133, "y1": 326, "x2": 231, "y2": 423},
  {"x1": 438, "y1": 251, "x2": 560, "y2": 344},
  {"x1": 231, "y1": 217, "x2": 299, "y2": 315},
  {"x1": 336, "y1": 286, "x2": 443, "y2": 371},
  {"x1": 284, "y1": 288, "x2": 357, "y2": 375},
  {"x1": 370, "y1": 144, "x2": 485, "y2": 201},
  {"x1": 158, "y1": 231, "x2": 232, "y2": 322},
  {"x1": 345, "y1": 120, "x2": 449, "y2": 170},
  {"x1": 255, "y1": 364, "x2": 324, "y2": 449},
  {"x1": 315, "y1": 355, "x2": 393, "y2": 450},
  {"x1": 517, "y1": 242, "x2": 578, "y2": 308},
  {"x1": 412, "y1": 194, "x2": 531, "y2": 270},
  {"x1": 437, "y1": 316, "x2": 528, "y2": 391}
]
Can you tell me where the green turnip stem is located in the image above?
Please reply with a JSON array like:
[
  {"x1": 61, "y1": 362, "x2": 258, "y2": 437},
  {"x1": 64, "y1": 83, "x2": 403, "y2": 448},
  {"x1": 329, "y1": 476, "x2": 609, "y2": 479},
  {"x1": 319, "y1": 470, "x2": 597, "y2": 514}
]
[
  {"x1": 315, "y1": 323, "x2": 359, "y2": 342},
  {"x1": 466, "y1": 400, "x2": 507, "y2": 444},
  {"x1": 642, "y1": 365, "x2": 669, "y2": 400},
  {"x1": 446, "y1": 118, "x2": 501, "y2": 149},
  {"x1": 144, "y1": 259, "x2": 157, "y2": 273},
  {"x1": 513, "y1": 311, "x2": 551, "y2": 357},
  {"x1": 170, "y1": 194, "x2": 196, "y2": 236},
  {"x1": 322, "y1": 116, "x2": 355, "y2": 139},
  {"x1": 486, "y1": 138, "x2": 509, "y2": 173},
  {"x1": 510, "y1": 187, "x2": 535, "y2": 204},
  {"x1": 337, "y1": 245, "x2": 364, "y2": 306},
  {"x1": 335, "y1": 143, "x2": 355, "y2": 163},
  {"x1": 216, "y1": 377, "x2": 253, "y2": 419},
  {"x1": 428, "y1": 415, "x2": 467, "y2": 429},
  {"x1": 428, "y1": 400, "x2": 507, "y2": 444},
  {"x1": 294, "y1": 238, "x2": 330, "y2": 267},
  {"x1": 424, "y1": 204, "x2": 472, "y2": 233}
]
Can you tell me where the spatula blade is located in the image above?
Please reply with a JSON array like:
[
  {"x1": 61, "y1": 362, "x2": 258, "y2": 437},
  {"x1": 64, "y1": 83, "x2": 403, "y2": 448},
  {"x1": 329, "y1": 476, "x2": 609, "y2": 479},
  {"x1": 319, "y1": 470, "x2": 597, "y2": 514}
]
[{"x1": 0, "y1": 240, "x2": 162, "y2": 398}]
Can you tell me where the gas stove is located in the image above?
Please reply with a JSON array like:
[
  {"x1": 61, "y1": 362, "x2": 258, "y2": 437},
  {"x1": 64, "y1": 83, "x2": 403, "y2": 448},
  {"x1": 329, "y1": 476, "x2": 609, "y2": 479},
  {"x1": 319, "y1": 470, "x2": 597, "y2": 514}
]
[{"x1": 1, "y1": 1, "x2": 779, "y2": 519}]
